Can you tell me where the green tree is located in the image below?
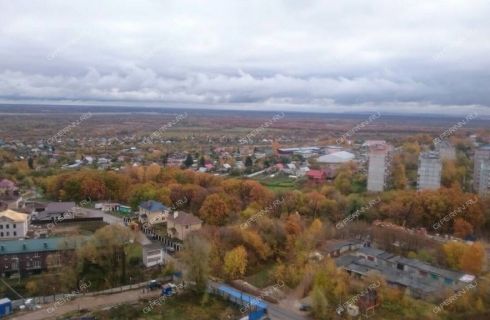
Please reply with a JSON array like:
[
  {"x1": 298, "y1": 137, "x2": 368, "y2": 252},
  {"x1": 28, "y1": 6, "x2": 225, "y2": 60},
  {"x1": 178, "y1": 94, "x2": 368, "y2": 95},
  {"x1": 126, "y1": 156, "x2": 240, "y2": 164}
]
[
  {"x1": 223, "y1": 246, "x2": 248, "y2": 280},
  {"x1": 245, "y1": 156, "x2": 253, "y2": 168},
  {"x1": 184, "y1": 154, "x2": 194, "y2": 168},
  {"x1": 311, "y1": 286, "x2": 330, "y2": 319},
  {"x1": 181, "y1": 233, "x2": 211, "y2": 292}
]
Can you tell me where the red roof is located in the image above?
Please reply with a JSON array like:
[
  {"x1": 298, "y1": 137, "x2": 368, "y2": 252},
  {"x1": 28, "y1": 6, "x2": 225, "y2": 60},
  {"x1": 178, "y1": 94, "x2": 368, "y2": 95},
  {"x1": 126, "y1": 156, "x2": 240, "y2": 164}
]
[{"x1": 306, "y1": 170, "x2": 326, "y2": 180}]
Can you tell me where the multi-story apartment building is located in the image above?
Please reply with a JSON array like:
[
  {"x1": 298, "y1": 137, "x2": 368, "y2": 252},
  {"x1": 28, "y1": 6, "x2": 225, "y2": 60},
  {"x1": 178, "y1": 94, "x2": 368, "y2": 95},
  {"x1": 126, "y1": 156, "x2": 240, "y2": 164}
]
[
  {"x1": 0, "y1": 237, "x2": 85, "y2": 277},
  {"x1": 473, "y1": 145, "x2": 490, "y2": 193},
  {"x1": 435, "y1": 140, "x2": 456, "y2": 161},
  {"x1": 367, "y1": 142, "x2": 392, "y2": 192},
  {"x1": 478, "y1": 159, "x2": 490, "y2": 196},
  {"x1": 417, "y1": 151, "x2": 442, "y2": 190}
]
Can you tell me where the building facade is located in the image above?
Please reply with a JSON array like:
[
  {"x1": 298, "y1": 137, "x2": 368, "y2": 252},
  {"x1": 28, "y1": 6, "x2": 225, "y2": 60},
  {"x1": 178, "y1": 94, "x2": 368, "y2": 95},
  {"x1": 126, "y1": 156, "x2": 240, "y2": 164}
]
[
  {"x1": 0, "y1": 237, "x2": 83, "y2": 277},
  {"x1": 167, "y1": 211, "x2": 202, "y2": 241},
  {"x1": 0, "y1": 210, "x2": 29, "y2": 240},
  {"x1": 478, "y1": 160, "x2": 490, "y2": 196},
  {"x1": 417, "y1": 151, "x2": 441, "y2": 190},
  {"x1": 473, "y1": 145, "x2": 490, "y2": 193},
  {"x1": 138, "y1": 200, "x2": 169, "y2": 225},
  {"x1": 435, "y1": 141, "x2": 456, "y2": 161},
  {"x1": 367, "y1": 142, "x2": 392, "y2": 192},
  {"x1": 142, "y1": 244, "x2": 164, "y2": 267}
]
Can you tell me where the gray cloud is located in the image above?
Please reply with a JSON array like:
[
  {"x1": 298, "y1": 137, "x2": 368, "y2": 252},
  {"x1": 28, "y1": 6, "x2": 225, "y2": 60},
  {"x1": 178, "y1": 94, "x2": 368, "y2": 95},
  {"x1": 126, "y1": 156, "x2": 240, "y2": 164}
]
[{"x1": 0, "y1": 0, "x2": 489, "y2": 114}]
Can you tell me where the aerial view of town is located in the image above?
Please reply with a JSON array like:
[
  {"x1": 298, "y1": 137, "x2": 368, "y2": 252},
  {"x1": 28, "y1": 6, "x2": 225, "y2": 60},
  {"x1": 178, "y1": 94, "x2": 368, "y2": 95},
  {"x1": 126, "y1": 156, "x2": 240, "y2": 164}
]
[{"x1": 0, "y1": 1, "x2": 489, "y2": 320}]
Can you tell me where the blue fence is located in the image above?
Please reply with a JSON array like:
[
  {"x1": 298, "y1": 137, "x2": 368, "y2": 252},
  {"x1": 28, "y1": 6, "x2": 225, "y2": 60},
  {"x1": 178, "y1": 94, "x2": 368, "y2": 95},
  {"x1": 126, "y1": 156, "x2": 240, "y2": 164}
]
[{"x1": 210, "y1": 284, "x2": 267, "y2": 320}]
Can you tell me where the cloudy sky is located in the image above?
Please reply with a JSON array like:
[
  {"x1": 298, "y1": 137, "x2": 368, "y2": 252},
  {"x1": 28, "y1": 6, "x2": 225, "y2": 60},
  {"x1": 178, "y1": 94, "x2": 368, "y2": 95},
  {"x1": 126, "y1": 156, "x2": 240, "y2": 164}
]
[{"x1": 0, "y1": 0, "x2": 489, "y2": 115}]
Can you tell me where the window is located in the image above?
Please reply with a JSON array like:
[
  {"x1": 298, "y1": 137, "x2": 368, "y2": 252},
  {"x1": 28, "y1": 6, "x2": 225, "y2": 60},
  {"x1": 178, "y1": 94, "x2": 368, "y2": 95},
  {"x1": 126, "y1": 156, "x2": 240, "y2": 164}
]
[
  {"x1": 397, "y1": 263, "x2": 404, "y2": 271},
  {"x1": 0, "y1": 232, "x2": 3, "y2": 237},
  {"x1": 13, "y1": 232, "x2": 16, "y2": 236},
  {"x1": 5, "y1": 224, "x2": 9, "y2": 229},
  {"x1": 0, "y1": 225, "x2": 3, "y2": 229},
  {"x1": 13, "y1": 224, "x2": 16, "y2": 229},
  {"x1": 185, "y1": 225, "x2": 189, "y2": 229},
  {"x1": 367, "y1": 256, "x2": 375, "y2": 261}
]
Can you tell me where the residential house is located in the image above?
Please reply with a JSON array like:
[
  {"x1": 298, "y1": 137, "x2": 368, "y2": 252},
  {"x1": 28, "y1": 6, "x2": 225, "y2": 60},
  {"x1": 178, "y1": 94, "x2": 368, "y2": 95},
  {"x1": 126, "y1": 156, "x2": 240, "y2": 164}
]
[
  {"x1": 166, "y1": 211, "x2": 202, "y2": 241},
  {"x1": 138, "y1": 200, "x2": 169, "y2": 225},
  {"x1": 0, "y1": 179, "x2": 21, "y2": 210},
  {"x1": 0, "y1": 210, "x2": 29, "y2": 240},
  {"x1": 306, "y1": 169, "x2": 327, "y2": 182}
]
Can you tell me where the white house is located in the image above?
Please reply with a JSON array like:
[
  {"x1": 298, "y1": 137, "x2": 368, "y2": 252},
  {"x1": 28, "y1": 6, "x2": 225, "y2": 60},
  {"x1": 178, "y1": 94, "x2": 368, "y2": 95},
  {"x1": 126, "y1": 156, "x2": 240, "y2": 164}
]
[
  {"x1": 142, "y1": 244, "x2": 164, "y2": 267},
  {"x1": 0, "y1": 209, "x2": 29, "y2": 240}
]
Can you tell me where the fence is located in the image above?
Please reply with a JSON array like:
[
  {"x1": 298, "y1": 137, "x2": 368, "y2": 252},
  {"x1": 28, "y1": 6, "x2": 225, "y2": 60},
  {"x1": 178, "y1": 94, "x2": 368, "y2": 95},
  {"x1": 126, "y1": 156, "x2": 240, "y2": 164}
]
[
  {"x1": 210, "y1": 284, "x2": 267, "y2": 320},
  {"x1": 10, "y1": 276, "x2": 173, "y2": 309},
  {"x1": 141, "y1": 227, "x2": 183, "y2": 251},
  {"x1": 31, "y1": 217, "x2": 103, "y2": 225}
]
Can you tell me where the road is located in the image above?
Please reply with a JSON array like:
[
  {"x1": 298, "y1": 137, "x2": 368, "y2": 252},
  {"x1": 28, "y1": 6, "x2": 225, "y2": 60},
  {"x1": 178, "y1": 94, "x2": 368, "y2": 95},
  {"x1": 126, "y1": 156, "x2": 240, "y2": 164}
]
[
  {"x1": 268, "y1": 303, "x2": 308, "y2": 320},
  {"x1": 9, "y1": 288, "x2": 160, "y2": 320}
]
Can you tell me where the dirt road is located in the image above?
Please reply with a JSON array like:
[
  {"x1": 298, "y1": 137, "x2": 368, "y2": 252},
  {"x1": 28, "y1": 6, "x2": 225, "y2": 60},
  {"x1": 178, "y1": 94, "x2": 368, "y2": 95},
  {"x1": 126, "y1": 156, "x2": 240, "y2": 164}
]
[{"x1": 9, "y1": 288, "x2": 160, "y2": 320}]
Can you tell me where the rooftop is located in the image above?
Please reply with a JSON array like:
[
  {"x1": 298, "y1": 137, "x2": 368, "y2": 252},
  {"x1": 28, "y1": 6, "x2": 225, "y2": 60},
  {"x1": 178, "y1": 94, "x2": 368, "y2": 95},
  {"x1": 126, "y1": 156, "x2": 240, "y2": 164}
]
[
  {"x1": 0, "y1": 236, "x2": 88, "y2": 254},
  {"x1": 44, "y1": 202, "x2": 76, "y2": 214},
  {"x1": 317, "y1": 151, "x2": 355, "y2": 164},
  {"x1": 0, "y1": 209, "x2": 28, "y2": 222},
  {"x1": 167, "y1": 211, "x2": 202, "y2": 225},
  {"x1": 139, "y1": 200, "x2": 168, "y2": 212}
]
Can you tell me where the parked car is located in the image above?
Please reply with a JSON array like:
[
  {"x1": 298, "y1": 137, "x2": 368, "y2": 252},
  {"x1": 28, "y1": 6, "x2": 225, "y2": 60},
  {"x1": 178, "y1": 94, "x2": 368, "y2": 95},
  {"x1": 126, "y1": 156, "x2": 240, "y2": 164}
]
[
  {"x1": 161, "y1": 283, "x2": 177, "y2": 296},
  {"x1": 147, "y1": 280, "x2": 161, "y2": 290}
]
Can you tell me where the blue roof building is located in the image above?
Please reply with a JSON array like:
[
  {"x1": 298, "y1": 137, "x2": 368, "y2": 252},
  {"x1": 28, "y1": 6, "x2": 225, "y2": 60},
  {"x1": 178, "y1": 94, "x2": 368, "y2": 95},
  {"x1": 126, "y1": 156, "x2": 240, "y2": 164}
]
[{"x1": 139, "y1": 200, "x2": 168, "y2": 212}]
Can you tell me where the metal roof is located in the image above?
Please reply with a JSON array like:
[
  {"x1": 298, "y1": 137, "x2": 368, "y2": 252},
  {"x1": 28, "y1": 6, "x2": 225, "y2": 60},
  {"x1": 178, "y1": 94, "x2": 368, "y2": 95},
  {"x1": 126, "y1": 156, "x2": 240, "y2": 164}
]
[
  {"x1": 139, "y1": 200, "x2": 168, "y2": 212},
  {"x1": 0, "y1": 237, "x2": 87, "y2": 254}
]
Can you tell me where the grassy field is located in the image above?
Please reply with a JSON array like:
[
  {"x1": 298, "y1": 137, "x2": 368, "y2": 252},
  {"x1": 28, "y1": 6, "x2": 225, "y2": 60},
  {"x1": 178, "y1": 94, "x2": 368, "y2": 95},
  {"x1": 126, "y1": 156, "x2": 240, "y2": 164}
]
[
  {"x1": 253, "y1": 172, "x2": 303, "y2": 192},
  {"x1": 50, "y1": 220, "x2": 108, "y2": 237},
  {"x1": 245, "y1": 263, "x2": 276, "y2": 288}
]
